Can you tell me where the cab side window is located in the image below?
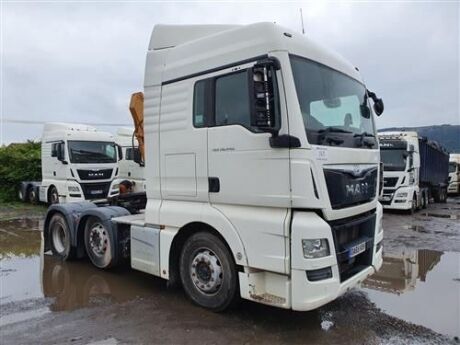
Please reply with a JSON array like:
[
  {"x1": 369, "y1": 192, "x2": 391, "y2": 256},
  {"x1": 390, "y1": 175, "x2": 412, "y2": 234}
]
[
  {"x1": 215, "y1": 71, "x2": 251, "y2": 128},
  {"x1": 193, "y1": 80, "x2": 206, "y2": 128}
]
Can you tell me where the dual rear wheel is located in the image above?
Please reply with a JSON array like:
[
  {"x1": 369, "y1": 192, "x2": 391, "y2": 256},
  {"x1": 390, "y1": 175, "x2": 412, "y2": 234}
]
[{"x1": 48, "y1": 213, "x2": 238, "y2": 311}]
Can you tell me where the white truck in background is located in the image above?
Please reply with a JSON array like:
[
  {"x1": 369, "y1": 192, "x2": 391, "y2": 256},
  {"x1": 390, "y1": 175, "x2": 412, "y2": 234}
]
[
  {"x1": 109, "y1": 127, "x2": 146, "y2": 195},
  {"x1": 379, "y1": 131, "x2": 449, "y2": 212},
  {"x1": 44, "y1": 23, "x2": 385, "y2": 312},
  {"x1": 20, "y1": 123, "x2": 121, "y2": 204},
  {"x1": 448, "y1": 153, "x2": 460, "y2": 194}
]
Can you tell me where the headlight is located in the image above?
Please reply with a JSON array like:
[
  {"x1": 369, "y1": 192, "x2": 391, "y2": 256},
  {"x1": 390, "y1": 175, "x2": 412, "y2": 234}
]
[
  {"x1": 302, "y1": 239, "x2": 330, "y2": 259},
  {"x1": 396, "y1": 192, "x2": 408, "y2": 198},
  {"x1": 68, "y1": 185, "x2": 80, "y2": 192},
  {"x1": 111, "y1": 184, "x2": 120, "y2": 190}
]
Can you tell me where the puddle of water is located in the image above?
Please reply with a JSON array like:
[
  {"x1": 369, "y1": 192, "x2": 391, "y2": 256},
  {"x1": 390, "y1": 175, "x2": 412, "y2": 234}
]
[
  {"x1": 41, "y1": 255, "x2": 157, "y2": 311},
  {"x1": 0, "y1": 217, "x2": 158, "y2": 312},
  {"x1": 422, "y1": 213, "x2": 458, "y2": 220},
  {"x1": 363, "y1": 249, "x2": 460, "y2": 338}
]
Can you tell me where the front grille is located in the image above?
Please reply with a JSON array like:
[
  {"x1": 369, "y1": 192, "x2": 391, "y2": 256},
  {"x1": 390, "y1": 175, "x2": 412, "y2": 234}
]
[
  {"x1": 383, "y1": 177, "x2": 398, "y2": 188},
  {"x1": 324, "y1": 166, "x2": 378, "y2": 209},
  {"x1": 77, "y1": 169, "x2": 113, "y2": 181},
  {"x1": 329, "y1": 211, "x2": 375, "y2": 282},
  {"x1": 80, "y1": 182, "x2": 110, "y2": 200}
]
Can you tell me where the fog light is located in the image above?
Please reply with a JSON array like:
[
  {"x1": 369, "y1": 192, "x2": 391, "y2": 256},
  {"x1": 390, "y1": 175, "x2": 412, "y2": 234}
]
[
  {"x1": 302, "y1": 239, "x2": 330, "y2": 259},
  {"x1": 68, "y1": 185, "x2": 80, "y2": 192}
]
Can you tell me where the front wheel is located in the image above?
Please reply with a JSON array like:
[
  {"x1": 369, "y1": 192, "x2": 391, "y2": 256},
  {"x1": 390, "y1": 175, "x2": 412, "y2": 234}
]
[
  {"x1": 27, "y1": 187, "x2": 37, "y2": 204},
  {"x1": 179, "y1": 232, "x2": 239, "y2": 312},
  {"x1": 48, "y1": 186, "x2": 59, "y2": 204},
  {"x1": 409, "y1": 195, "x2": 417, "y2": 215},
  {"x1": 84, "y1": 216, "x2": 115, "y2": 269}
]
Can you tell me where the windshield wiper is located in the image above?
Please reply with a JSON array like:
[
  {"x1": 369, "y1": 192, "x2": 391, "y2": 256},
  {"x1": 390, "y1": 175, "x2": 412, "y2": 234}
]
[
  {"x1": 354, "y1": 132, "x2": 376, "y2": 148},
  {"x1": 353, "y1": 132, "x2": 375, "y2": 138},
  {"x1": 316, "y1": 127, "x2": 350, "y2": 146},
  {"x1": 318, "y1": 127, "x2": 352, "y2": 134}
]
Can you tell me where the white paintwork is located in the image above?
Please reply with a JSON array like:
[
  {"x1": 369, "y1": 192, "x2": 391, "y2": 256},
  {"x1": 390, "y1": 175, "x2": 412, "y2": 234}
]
[
  {"x1": 40, "y1": 122, "x2": 118, "y2": 203},
  {"x1": 130, "y1": 224, "x2": 160, "y2": 275},
  {"x1": 109, "y1": 128, "x2": 146, "y2": 194},
  {"x1": 448, "y1": 153, "x2": 460, "y2": 194},
  {"x1": 120, "y1": 22, "x2": 383, "y2": 311}
]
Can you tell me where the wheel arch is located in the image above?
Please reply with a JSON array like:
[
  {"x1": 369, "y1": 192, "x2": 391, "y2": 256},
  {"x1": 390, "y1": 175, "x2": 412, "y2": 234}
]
[
  {"x1": 76, "y1": 206, "x2": 131, "y2": 263},
  {"x1": 43, "y1": 202, "x2": 99, "y2": 256},
  {"x1": 167, "y1": 219, "x2": 247, "y2": 288}
]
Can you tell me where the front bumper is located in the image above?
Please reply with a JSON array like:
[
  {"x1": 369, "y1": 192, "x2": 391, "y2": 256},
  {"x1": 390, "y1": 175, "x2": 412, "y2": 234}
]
[
  {"x1": 290, "y1": 205, "x2": 383, "y2": 311},
  {"x1": 379, "y1": 186, "x2": 414, "y2": 210},
  {"x1": 448, "y1": 182, "x2": 459, "y2": 194}
]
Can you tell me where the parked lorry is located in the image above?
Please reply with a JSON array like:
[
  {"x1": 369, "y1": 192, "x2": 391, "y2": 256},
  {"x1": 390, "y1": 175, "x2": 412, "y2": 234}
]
[
  {"x1": 378, "y1": 131, "x2": 449, "y2": 212},
  {"x1": 43, "y1": 23, "x2": 385, "y2": 311},
  {"x1": 20, "y1": 123, "x2": 120, "y2": 204},
  {"x1": 448, "y1": 153, "x2": 460, "y2": 194},
  {"x1": 108, "y1": 127, "x2": 145, "y2": 194}
]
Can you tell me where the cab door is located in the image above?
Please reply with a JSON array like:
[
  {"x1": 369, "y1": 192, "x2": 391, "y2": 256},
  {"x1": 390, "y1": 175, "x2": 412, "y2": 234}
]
[{"x1": 206, "y1": 60, "x2": 290, "y2": 208}]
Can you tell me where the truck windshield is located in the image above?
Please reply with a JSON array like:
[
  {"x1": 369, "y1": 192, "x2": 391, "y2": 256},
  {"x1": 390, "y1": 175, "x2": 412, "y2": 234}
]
[
  {"x1": 381, "y1": 149, "x2": 407, "y2": 171},
  {"x1": 290, "y1": 55, "x2": 376, "y2": 148},
  {"x1": 449, "y1": 163, "x2": 457, "y2": 173},
  {"x1": 68, "y1": 141, "x2": 117, "y2": 164}
]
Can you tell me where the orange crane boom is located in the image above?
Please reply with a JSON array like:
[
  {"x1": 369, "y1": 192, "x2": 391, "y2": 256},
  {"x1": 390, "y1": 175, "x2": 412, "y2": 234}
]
[{"x1": 129, "y1": 92, "x2": 145, "y2": 165}]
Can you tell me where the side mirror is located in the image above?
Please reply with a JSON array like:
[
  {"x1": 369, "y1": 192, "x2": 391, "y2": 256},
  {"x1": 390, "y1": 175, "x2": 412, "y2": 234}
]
[
  {"x1": 367, "y1": 90, "x2": 384, "y2": 116},
  {"x1": 117, "y1": 145, "x2": 123, "y2": 161},
  {"x1": 249, "y1": 57, "x2": 281, "y2": 134},
  {"x1": 57, "y1": 142, "x2": 66, "y2": 162},
  {"x1": 51, "y1": 144, "x2": 57, "y2": 157},
  {"x1": 133, "y1": 148, "x2": 144, "y2": 167}
]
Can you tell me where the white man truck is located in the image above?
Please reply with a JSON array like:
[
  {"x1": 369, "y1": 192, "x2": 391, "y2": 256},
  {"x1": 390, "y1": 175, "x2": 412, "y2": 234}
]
[
  {"x1": 379, "y1": 131, "x2": 449, "y2": 212},
  {"x1": 108, "y1": 127, "x2": 145, "y2": 194},
  {"x1": 43, "y1": 23, "x2": 384, "y2": 311},
  {"x1": 448, "y1": 153, "x2": 460, "y2": 194},
  {"x1": 20, "y1": 123, "x2": 120, "y2": 204}
]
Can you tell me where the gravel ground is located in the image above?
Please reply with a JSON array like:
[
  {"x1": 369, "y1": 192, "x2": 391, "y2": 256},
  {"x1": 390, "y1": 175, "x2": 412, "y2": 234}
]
[{"x1": 0, "y1": 198, "x2": 459, "y2": 345}]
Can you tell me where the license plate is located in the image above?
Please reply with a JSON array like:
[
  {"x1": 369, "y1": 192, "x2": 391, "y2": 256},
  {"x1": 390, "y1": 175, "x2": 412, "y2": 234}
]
[
  {"x1": 348, "y1": 242, "x2": 366, "y2": 258},
  {"x1": 90, "y1": 190, "x2": 103, "y2": 195}
]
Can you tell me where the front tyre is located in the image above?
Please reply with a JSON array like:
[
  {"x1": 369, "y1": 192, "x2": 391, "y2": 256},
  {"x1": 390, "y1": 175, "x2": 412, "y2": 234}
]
[
  {"x1": 179, "y1": 232, "x2": 239, "y2": 312},
  {"x1": 84, "y1": 216, "x2": 115, "y2": 269},
  {"x1": 49, "y1": 186, "x2": 59, "y2": 204},
  {"x1": 49, "y1": 213, "x2": 75, "y2": 260}
]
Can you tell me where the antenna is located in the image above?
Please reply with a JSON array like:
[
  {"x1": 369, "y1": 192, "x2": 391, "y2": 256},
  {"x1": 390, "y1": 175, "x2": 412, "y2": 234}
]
[{"x1": 299, "y1": 8, "x2": 305, "y2": 35}]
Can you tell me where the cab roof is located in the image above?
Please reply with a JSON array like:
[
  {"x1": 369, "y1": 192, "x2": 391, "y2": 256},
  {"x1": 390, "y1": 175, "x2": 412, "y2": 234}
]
[{"x1": 147, "y1": 22, "x2": 362, "y2": 84}]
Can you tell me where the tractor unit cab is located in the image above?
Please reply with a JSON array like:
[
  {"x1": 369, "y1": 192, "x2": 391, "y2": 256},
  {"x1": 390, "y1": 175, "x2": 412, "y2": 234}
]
[
  {"x1": 109, "y1": 127, "x2": 146, "y2": 195},
  {"x1": 379, "y1": 131, "x2": 449, "y2": 211},
  {"x1": 40, "y1": 122, "x2": 120, "y2": 204},
  {"x1": 44, "y1": 23, "x2": 385, "y2": 312},
  {"x1": 448, "y1": 153, "x2": 460, "y2": 194}
]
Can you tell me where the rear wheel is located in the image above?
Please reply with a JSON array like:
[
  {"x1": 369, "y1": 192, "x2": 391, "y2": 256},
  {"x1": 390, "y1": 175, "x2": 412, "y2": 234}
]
[
  {"x1": 49, "y1": 213, "x2": 75, "y2": 260},
  {"x1": 48, "y1": 186, "x2": 59, "y2": 204},
  {"x1": 179, "y1": 232, "x2": 239, "y2": 312},
  {"x1": 84, "y1": 216, "x2": 115, "y2": 269}
]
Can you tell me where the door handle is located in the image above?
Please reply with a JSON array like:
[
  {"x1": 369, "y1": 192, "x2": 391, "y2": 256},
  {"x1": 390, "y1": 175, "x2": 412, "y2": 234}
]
[{"x1": 208, "y1": 177, "x2": 220, "y2": 193}]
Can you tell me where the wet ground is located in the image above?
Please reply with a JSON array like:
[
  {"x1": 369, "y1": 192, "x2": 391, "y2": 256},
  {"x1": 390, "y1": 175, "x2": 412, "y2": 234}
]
[{"x1": 0, "y1": 199, "x2": 459, "y2": 344}]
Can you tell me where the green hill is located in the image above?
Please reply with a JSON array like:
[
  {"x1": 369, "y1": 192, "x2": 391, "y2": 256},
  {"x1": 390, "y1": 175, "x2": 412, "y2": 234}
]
[{"x1": 379, "y1": 125, "x2": 460, "y2": 153}]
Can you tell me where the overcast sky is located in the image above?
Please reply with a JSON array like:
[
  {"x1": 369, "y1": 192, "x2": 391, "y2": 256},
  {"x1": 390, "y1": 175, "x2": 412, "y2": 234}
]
[{"x1": 1, "y1": 1, "x2": 459, "y2": 144}]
